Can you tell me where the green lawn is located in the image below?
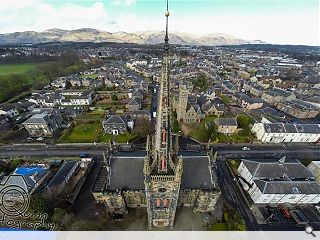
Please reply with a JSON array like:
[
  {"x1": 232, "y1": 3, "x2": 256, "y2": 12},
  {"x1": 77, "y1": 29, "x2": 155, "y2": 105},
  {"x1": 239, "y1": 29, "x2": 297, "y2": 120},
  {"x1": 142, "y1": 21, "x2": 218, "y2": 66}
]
[
  {"x1": 80, "y1": 74, "x2": 98, "y2": 79},
  {"x1": 0, "y1": 63, "x2": 38, "y2": 76},
  {"x1": 59, "y1": 122, "x2": 136, "y2": 143},
  {"x1": 207, "y1": 223, "x2": 228, "y2": 231},
  {"x1": 187, "y1": 116, "x2": 217, "y2": 142},
  {"x1": 76, "y1": 110, "x2": 105, "y2": 121}
]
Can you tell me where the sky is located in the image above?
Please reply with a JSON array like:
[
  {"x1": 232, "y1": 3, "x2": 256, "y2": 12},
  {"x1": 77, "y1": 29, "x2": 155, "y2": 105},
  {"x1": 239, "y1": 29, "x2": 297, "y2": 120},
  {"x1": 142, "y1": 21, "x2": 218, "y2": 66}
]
[{"x1": 0, "y1": 0, "x2": 319, "y2": 45}]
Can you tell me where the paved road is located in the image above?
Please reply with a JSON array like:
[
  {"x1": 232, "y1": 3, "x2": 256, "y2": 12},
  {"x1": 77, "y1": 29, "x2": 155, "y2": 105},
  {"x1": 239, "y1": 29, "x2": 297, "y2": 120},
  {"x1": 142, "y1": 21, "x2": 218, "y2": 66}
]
[
  {"x1": 0, "y1": 143, "x2": 319, "y2": 160},
  {"x1": 216, "y1": 158, "x2": 261, "y2": 231}
]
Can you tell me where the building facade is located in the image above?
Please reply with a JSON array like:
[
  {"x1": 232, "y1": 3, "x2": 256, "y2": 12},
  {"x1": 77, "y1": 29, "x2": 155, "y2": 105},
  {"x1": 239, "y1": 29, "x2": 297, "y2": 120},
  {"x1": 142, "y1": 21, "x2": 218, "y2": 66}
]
[
  {"x1": 237, "y1": 159, "x2": 320, "y2": 204},
  {"x1": 252, "y1": 122, "x2": 320, "y2": 143}
]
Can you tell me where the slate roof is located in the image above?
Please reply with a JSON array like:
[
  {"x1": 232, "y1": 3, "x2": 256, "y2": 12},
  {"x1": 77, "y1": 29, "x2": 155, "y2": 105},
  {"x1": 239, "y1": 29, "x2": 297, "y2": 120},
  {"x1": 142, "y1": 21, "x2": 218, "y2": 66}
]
[
  {"x1": 104, "y1": 150, "x2": 215, "y2": 191},
  {"x1": 103, "y1": 115, "x2": 126, "y2": 125},
  {"x1": 242, "y1": 159, "x2": 314, "y2": 180},
  {"x1": 215, "y1": 118, "x2": 238, "y2": 127},
  {"x1": 45, "y1": 161, "x2": 77, "y2": 190},
  {"x1": 263, "y1": 123, "x2": 320, "y2": 134},
  {"x1": 253, "y1": 179, "x2": 320, "y2": 194},
  {"x1": 23, "y1": 113, "x2": 50, "y2": 124},
  {"x1": 237, "y1": 93, "x2": 264, "y2": 104}
]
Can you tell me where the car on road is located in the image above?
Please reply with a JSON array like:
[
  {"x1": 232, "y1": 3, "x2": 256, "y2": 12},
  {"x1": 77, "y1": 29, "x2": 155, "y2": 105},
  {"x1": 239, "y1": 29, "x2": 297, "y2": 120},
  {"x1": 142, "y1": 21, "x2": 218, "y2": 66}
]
[
  {"x1": 242, "y1": 147, "x2": 251, "y2": 151},
  {"x1": 36, "y1": 137, "x2": 44, "y2": 141},
  {"x1": 79, "y1": 153, "x2": 90, "y2": 158}
]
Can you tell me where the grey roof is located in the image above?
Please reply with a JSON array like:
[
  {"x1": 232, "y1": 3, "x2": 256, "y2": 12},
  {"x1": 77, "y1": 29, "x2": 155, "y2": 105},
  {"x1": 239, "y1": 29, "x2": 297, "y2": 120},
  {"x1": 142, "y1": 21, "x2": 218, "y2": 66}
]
[
  {"x1": 285, "y1": 99, "x2": 317, "y2": 111},
  {"x1": 45, "y1": 161, "x2": 77, "y2": 190},
  {"x1": 105, "y1": 150, "x2": 214, "y2": 191},
  {"x1": 0, "y1": 103, "x2": 17, "y2": 111},
  {"x1": 23, "y1": 113, "x2": 50, "y2": 124},
  {"x1": 104, "y1": 115, "x2": 126, "y2": 125},
  {"x1": 242, "y1": 159, "x2": 314, "y2": 180},
  {"x1": 263, "y1": 123, "x2": 320, "y2": 134},
  {"x1": 263, "y1": 123, "x2": 285, "y2": 133},
  {"x1": 215, "y1": 118, "x2": 238, "y2": 127},
  {"x1": 283, "y1": 124, "x2": 297, "y2": 133},
  {"x1": 253, "y1": 179, "x2": 320, "y2": 194},
  {"x1": 265, "y1": 88, "x2": 294, "y2": 98},
  {"x1": 238, "y1": 93, "x2": 263, "y2": 104}
]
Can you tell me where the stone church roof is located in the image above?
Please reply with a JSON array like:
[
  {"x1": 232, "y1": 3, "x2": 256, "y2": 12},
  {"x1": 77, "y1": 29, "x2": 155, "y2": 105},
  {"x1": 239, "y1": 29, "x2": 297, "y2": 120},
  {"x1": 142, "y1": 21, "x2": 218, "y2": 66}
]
[{"x1": 105, "y1": 150, "x2": 215, "y2": 191}]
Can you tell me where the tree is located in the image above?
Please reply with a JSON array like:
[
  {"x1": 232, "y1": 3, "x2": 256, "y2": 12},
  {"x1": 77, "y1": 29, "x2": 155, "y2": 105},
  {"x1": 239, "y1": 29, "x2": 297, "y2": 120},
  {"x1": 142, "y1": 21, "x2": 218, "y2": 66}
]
[
  {"x1": 132, "y1": 118, "x2": 153, "y2": 137},
  {"x1": 236, "y1": 114, "x2": 252, "y2": 129},
  {"x1": 70, "y1": 220, "x2": 103, "y2": 231},
  {"x1": 51, "y1": 208, "x2": 73, "y2": 231},
  {"x1": 111, "y1": 94, "x2": 118, "y2": 101},
  {"x1": 29, "y1": 194, "x2": 53, "y2": 216}
]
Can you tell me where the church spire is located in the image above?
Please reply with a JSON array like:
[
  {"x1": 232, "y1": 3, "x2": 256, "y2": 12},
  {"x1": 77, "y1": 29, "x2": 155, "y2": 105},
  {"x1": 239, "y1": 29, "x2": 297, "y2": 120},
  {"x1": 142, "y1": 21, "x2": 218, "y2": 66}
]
[{"x1": 164, "y1": 0, "x2": 170, "y2": 47}]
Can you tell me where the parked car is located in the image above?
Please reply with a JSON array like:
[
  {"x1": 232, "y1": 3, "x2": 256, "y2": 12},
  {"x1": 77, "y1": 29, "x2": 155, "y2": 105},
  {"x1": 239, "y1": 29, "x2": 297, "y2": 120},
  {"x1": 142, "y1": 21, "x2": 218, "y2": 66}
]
[
  {"x1": 278, "y1": 205, "x2": 291, "y2": 219},
  {"x1": 242, "y1": 146, "x2": 251, "y2": 151},
  {"x1": 36, "y1": 137, "x2": 44, "y2": 141}
]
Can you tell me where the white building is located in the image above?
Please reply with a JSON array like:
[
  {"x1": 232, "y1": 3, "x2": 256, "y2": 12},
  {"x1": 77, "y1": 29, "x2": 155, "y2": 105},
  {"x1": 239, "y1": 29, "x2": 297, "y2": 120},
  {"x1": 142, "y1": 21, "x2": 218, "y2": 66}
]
[
  {"x1": 251, "y1": 122, "x2": 320, "y2": 143},
  {"x1": 237, "y1": 158, "x2": 320, "y2": 204},
  {"x1": 308, "y1": 161, "x2": 320, "y2": 183}
]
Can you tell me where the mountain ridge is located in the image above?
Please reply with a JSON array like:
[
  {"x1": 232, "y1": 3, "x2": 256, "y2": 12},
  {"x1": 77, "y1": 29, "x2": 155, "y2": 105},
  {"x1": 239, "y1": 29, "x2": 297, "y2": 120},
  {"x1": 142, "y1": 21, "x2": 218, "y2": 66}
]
[{"x1": 0, "y1": 28, "x2": 265, "y2": 45}]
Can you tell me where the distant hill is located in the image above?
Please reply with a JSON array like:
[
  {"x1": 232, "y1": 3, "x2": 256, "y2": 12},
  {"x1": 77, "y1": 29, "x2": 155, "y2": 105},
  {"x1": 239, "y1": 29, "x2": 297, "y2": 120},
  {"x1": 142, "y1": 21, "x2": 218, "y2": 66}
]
[{"x1": 0, "y1": 28, "x2": 265, "y2": 46}]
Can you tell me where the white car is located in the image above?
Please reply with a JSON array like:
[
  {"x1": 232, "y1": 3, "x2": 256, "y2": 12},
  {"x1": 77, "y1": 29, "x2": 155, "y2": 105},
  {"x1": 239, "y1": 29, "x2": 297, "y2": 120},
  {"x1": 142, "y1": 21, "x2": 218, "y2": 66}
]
[{"x1": 242, "y1": 147, "x2": 251, "y2": 151}]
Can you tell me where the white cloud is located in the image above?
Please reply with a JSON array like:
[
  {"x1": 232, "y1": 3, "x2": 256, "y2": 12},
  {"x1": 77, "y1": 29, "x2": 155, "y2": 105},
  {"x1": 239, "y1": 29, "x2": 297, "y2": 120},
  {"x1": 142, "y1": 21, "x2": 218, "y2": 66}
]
[
  {"x1": 113, "y1": 0, "x2": 136, "y2": 6},
  {"x1": 0, "y1": 0, "x2": 318, "y2": 45},
  {"x1": 0, "y1": 1, "x2": 108, "y2": 33}
]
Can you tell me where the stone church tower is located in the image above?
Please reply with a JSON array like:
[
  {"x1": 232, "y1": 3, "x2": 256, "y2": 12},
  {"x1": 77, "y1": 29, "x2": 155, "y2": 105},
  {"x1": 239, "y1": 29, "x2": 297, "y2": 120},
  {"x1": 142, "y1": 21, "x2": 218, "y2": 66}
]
[
  {"x1": 144, "y1": 1, "x2": 183, "y2": 228},
  {"x1": 177, "y1": 84, "x2": 188, "y2": 122}
]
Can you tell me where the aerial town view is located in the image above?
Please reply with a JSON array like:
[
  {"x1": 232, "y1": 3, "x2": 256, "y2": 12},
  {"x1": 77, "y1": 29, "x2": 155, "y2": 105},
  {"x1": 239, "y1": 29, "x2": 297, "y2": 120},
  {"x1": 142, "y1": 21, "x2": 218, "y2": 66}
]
[{"x1": 0, "y1": 0, "x2": 319, "y2": 239}]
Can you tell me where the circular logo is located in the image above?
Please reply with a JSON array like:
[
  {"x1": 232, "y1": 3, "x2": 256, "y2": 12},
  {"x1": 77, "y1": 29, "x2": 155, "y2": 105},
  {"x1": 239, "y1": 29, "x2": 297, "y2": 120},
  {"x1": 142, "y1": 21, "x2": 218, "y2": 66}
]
[{"x1": 0, "y1": 185, "x2": 30, "y2": 217}]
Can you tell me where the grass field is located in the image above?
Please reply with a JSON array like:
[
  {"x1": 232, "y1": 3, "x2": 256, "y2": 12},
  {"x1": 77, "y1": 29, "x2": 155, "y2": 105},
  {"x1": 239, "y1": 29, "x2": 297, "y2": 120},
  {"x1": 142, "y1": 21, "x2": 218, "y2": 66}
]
[
  {"x1": 207, "y1": 223, "x2": 228, "y2": 231},
  {"x1": 59, "y1": 122, "x2": 136, "y2": 143},
  {"x1": 80, "y1": 74, "x2": 98, "y2": 79},
  {"x1": 0, "y1": 63, "x2": 38, "y2": 76}
]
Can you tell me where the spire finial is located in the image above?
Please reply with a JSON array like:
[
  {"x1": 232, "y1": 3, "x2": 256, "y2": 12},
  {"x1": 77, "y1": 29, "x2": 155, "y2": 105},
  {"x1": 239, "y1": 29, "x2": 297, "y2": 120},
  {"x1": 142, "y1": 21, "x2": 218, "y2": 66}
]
[{"x1": 164, "y1": 0, "x2": 170, "y2": 45}]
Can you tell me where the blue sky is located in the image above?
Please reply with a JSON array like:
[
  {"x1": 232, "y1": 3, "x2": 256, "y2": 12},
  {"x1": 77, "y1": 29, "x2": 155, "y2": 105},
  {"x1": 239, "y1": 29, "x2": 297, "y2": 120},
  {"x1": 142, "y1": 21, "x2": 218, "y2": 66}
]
[{"x1": 0, "y1": 0, "x2": 319, "y2": 45}]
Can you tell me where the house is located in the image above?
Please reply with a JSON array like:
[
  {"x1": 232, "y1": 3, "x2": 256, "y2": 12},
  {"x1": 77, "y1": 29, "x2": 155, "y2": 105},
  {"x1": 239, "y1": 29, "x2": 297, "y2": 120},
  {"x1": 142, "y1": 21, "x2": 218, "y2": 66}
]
[
  {"x1": 234, "y1": 93, "x2": 264, "y2": 110},
  {"x1": 252, "y1": 122, "x2": 320, "y2": 143},
  {"x1": 201, "y1": 101, "x2": 225, "y2": 116},
  {"x1": 130, "y1": 110, "x2": 151, "y2": 121},
  {"x1": 308, "y1": 161, "x2": 320, "y2": 183},
  {"x1": 0, "y1": 164, "x2": 49, "y2": 195},
  {"x1": 261, "y1": 88, "x2": 296, "y2": 106},
  {"x1": 102, "y1": 115, "x2": 131, "y2": 135},
  {"x1": 243, "y1": 82, "x2": 265, "y2": 97},
  {"x1": 215, "y1": 118, "x2": 238, "y2": 135},
  {"x1": 17, "y1": 101, "x2": 37, "y2": 112},
  {"x1": 127, "y1": 98, "x2": 142, "y2": 111},
  {"x1": 237, "y1": 158, "x2": 320, "y2": 204},
  {"x1": 276, "y1": 99, "x2": 319, "y2": 119},
  {"x1": 23, "y1": 111, "x2": 63, "y2": 137},
  {"x1": 0, "y1": 104, "x2": 19, "y2": 118}
]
